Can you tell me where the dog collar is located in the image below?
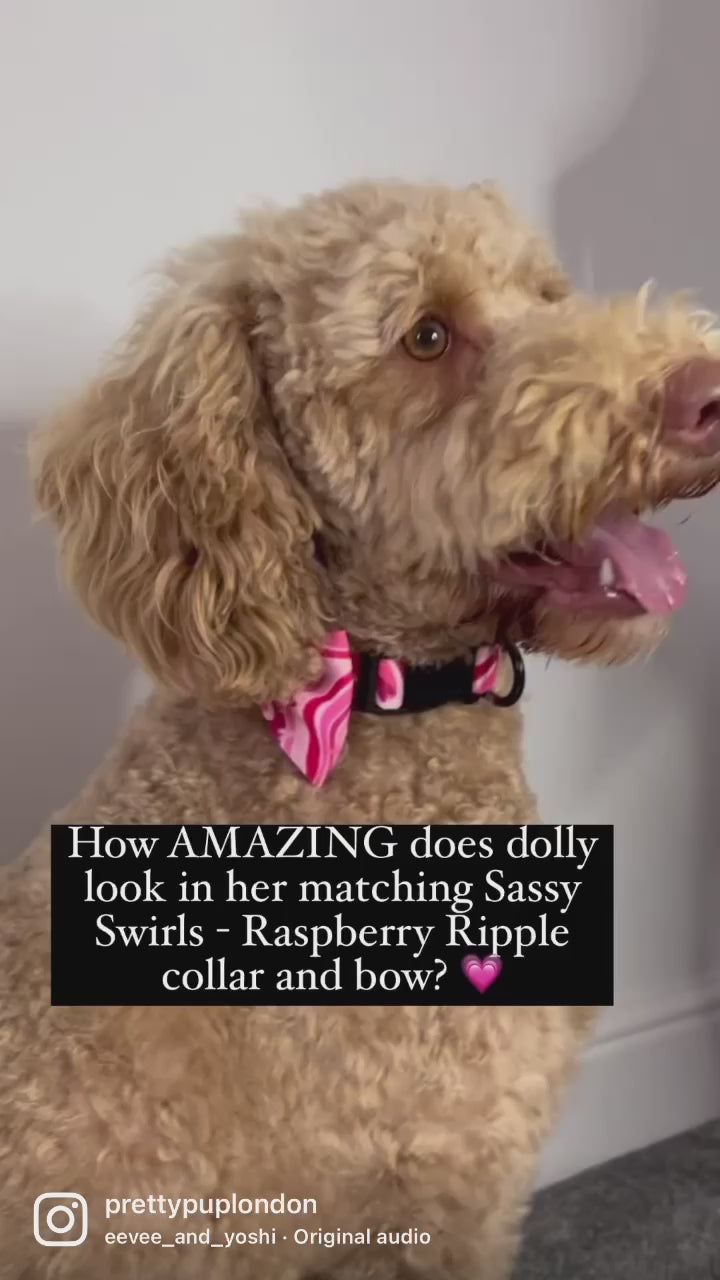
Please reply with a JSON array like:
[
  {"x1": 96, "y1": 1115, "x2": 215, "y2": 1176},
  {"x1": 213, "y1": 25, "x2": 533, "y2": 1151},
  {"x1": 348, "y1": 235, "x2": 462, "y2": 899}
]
[{"x1": 261, "y1": 631, "x2": 525, "y2": 787}]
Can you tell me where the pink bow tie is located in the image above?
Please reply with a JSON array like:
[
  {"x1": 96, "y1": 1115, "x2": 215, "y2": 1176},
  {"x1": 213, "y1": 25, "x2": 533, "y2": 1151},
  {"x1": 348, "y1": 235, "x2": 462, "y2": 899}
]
[{"x1": 261, "y1": 630, "x2": 501, "y2": 787}]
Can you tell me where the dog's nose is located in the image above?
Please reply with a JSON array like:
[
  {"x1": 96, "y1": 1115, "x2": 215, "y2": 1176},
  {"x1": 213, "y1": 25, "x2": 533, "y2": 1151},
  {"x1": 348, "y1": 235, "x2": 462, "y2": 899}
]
[{"x1": 661, "y1": 357, "x2": 720, "y2": 452}]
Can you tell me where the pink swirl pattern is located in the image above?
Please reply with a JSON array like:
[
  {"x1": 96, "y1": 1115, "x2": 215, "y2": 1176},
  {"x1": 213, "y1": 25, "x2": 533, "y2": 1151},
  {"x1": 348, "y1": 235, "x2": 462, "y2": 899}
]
[
  {"x1": 262, "y1": 633, "x2": 501, "y2": 786},
  {"x1": 472, "y1": 645, "x2": 500, "y2": 695},
  {"x1": 260, "y1": 630, "x2": 356, "y2": 787},
  {"x1": 375, "y1": 658, "x2": 404, "y2": 710}
]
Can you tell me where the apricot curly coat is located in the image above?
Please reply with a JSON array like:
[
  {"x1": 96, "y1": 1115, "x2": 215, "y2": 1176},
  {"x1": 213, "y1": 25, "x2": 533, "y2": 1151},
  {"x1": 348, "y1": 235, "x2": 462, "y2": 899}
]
[{"x1": 2, "y1": 181, "x2": 719, "y2": 1279}]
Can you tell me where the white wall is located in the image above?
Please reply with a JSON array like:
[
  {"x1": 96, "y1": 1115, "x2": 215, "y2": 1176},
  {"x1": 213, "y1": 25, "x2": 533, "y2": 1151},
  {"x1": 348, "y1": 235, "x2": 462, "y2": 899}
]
[{"x1": 2, "y1": 0, "x2": 719, "y2": 1183}]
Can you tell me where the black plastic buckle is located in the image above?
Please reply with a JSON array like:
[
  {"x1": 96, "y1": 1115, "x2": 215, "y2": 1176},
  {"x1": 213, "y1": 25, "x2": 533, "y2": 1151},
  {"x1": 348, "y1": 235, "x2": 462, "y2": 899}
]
[{"x1": 352, "y1": 640, "x2": 525, "y2": 715}]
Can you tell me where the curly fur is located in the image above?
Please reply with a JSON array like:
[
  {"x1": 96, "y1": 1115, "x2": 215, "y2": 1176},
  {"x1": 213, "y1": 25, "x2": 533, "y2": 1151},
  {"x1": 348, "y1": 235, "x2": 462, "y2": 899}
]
[
  {"x1": 33, "y1": 273, "x2": 327, "y2": 703},
  {"x1": 3, "y1": 179, "x2": 720, "y2": 1278}
]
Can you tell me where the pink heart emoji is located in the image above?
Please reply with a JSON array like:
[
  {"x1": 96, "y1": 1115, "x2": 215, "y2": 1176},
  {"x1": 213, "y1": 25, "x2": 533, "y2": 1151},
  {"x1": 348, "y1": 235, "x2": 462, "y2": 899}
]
[{"x1": 461, "y1": 953, "x2": 502, "y2": 993}]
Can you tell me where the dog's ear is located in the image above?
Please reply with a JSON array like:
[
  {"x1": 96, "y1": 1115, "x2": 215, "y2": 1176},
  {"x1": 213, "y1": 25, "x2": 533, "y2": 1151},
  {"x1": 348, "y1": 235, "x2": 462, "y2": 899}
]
[{"x1": 31, "y1": 263, "x2": 326, "y2": 703}]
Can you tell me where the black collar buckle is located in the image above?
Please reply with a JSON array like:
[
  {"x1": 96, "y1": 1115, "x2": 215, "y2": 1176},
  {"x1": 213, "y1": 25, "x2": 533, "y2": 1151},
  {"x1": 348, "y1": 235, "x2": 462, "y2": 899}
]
[{"x1": 352, "y1": 640, "x2": 525, "y2": 716}]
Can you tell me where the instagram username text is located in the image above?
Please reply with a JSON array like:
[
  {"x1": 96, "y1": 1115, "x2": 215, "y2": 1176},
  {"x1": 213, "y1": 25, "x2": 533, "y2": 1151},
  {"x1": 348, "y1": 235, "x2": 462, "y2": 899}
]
[{"x1": 106, "y1": 1194, "x2": 317, "y2": 1220}]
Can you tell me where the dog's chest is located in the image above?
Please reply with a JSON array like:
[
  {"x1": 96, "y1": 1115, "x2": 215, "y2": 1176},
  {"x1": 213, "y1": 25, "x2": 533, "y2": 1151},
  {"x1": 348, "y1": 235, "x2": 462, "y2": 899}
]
[{"x1": 173, "y1": 699, "x2": 539, "y2": 828}]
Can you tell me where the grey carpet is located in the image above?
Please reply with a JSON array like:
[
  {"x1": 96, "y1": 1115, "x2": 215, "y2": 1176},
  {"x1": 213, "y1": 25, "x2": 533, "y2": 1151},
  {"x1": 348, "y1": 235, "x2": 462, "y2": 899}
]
[{"x1": 514, "y1": 1120, "x2": 720, "y2": 1279}]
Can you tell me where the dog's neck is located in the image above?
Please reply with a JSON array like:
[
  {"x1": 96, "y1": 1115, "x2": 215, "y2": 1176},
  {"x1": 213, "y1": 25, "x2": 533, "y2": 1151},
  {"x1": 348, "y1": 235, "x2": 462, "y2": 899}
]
[{"x1": 314, "y1": 534, "x2": 504, "y2": 667}]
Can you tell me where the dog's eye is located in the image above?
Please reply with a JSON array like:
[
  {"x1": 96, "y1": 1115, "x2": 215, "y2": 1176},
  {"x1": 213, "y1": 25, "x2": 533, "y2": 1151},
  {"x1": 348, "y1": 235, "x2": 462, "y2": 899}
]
[{"x1": 402, "y1": 315, "x2": 451, "y2": 361}]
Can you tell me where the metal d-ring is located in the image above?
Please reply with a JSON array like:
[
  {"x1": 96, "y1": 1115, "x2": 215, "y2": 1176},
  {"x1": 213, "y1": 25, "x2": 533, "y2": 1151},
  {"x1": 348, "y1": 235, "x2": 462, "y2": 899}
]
[{"x1": 484, "y1": 639, "x2": 526, "y2": 707}]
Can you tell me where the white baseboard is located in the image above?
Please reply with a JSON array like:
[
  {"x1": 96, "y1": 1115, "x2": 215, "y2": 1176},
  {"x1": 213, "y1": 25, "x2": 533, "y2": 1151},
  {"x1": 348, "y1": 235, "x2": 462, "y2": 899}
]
[{"x1": 536, "y1": 984, "x2": 720, "y2": 1187}]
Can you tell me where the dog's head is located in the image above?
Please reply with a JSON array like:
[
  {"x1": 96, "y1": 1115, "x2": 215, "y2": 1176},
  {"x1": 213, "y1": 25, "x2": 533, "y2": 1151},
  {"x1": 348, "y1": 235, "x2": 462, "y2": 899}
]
[{"x1": 34, "y1": 180, "x2": 720, "y2": 701}]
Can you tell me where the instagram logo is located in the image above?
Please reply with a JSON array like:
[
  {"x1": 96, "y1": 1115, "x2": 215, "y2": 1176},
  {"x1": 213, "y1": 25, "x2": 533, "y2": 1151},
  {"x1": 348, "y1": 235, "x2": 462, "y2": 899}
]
[{"x1": 33, "y1": 1193, "x2": 88, "y2": 1246}]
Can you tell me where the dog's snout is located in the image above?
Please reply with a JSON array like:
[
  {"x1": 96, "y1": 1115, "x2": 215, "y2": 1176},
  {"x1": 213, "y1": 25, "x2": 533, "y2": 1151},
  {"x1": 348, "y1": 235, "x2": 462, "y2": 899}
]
[{"x1": 661, "y1": 357, "x2": 720, "y2": 452}]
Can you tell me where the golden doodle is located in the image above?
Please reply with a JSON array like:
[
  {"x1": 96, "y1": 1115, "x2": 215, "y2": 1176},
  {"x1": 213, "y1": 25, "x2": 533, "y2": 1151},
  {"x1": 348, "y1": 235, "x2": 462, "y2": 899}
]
[{"x1": 3, "y1": 180, "x2": 720, "y2": 1277}]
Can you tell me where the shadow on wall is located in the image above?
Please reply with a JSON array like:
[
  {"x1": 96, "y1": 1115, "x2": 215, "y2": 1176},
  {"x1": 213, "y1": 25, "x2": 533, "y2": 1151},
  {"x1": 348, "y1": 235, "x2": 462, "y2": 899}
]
[
  {"x1": 0, "y1": 424, "x2": 131, "y2": 863},
  {"x1": 551, "y1": 0, "x2": 720, "y2": 983}
]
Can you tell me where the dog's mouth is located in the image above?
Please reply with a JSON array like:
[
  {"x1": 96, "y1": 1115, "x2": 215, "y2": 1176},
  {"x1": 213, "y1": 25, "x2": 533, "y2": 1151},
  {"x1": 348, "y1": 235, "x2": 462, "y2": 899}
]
[{"x1": 495, "y1": 510, "x2": 687, "y2": 617}]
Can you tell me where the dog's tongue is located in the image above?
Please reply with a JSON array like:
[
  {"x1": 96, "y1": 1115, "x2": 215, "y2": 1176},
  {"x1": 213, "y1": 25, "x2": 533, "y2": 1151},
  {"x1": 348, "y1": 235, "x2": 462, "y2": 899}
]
[{"x1": 588, "y1": 513, "x2": 687, "y2": 613}]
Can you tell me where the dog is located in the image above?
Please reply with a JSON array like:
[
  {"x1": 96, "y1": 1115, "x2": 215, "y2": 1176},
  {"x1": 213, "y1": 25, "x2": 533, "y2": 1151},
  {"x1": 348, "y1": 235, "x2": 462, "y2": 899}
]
[{"x1": 2, "y1": 179, "x2": 720, "y2": 1279}]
